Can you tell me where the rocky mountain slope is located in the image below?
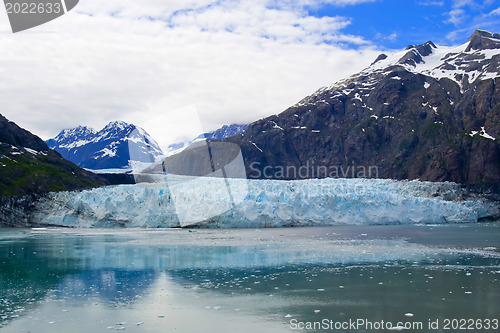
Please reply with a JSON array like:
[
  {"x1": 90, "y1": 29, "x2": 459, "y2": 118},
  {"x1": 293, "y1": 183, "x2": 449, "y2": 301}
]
[
  {"x1": 46, "y1": 121, "x2": 163, "y2": 170},
  {"x1": 0, "y1": 114, "x2": 105, "y2": 197},
  {"x1": 219, "y1": 30, "x2": 499, "y2": 184}
]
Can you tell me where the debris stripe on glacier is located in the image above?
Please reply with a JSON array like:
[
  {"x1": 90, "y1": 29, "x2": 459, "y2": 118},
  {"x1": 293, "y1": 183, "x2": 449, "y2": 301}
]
[{"x1": 34, "y1": 177, "x2": 494, "y2": 228}]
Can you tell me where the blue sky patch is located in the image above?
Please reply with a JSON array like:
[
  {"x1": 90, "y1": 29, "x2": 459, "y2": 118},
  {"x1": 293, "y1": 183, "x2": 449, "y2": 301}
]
[{"x1": 306, "y1": 0, "x2": 500, "y2": 48}]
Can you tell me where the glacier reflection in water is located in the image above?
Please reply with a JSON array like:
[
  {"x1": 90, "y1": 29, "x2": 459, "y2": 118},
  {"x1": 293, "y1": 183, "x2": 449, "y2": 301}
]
[{"x1": 0, "y1": 225, "x2": 499, "y2": 332}]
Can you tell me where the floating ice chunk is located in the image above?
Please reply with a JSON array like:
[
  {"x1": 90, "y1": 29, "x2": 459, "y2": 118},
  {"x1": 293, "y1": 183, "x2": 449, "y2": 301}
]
[{"x1": 405, "y1": 313, "x2": 414, "y2": 318}]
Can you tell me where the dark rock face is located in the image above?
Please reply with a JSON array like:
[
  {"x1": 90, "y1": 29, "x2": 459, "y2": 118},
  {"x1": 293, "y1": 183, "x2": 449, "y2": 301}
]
[
  {"x1": 0, "y1": 195, "x2": 45, "y2": 227},
  {"x1": 371, "y1": 53, "x2": 387, "y2": 65},
  {"x1": 0, "y1": 114, "x2": 106, "y2": 197},
  {"x1": 46, "y1": 121, "x2": 163, "y2": 170},
  {"x1": 218, "y1": 30, "x2": 500, "y2": 184},
  {"x1": 465, "y1": 30, "x2": 500, "y2": 52}
]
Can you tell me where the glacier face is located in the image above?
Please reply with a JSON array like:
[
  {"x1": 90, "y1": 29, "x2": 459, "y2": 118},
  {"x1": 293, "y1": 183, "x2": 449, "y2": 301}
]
[{"x1": 34, "y1": 177, "x2": 497, "y2": 228}]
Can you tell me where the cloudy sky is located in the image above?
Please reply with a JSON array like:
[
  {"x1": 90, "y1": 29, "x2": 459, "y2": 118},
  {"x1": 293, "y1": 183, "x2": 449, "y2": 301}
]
[{"x1": 0, "y1": 0, "x2": 499, "y2": 149}]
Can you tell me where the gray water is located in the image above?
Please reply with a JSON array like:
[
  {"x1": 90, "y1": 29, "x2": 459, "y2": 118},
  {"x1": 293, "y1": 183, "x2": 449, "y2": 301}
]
[{"x1": 0, "y1": 224, "x2": 499, "y2": 332}]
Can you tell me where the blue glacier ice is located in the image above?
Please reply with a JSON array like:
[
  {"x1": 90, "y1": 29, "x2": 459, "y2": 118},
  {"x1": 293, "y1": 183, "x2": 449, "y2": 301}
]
[{"x1": 33, "y1": 176, "x2": 498, "y2": 228}]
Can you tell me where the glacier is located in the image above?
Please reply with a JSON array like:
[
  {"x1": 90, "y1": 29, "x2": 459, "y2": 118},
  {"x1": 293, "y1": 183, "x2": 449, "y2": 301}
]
[{"x1": 32, "y1": 176, "x2": 498, "y2": 228}]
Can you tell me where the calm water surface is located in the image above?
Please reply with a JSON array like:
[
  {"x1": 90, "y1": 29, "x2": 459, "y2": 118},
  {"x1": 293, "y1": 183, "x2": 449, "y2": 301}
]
[{"x1": 0, "y1": 224, "x2": 499, "y2": 332}]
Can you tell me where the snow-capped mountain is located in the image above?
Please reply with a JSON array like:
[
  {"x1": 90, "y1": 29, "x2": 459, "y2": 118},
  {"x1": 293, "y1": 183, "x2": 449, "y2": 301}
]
[
  {"x1": 165, "y1": 124, "x2": 248, "y2": 155},
  {"x1": 46, "y1": 121, "x2": 163, "y2": 170},
  {"x1": 172, "y1": 30, "x2": 500, "y2": 184},
  {"x1": 204, "y1": 124, "x2": 249, "y2": 140}
]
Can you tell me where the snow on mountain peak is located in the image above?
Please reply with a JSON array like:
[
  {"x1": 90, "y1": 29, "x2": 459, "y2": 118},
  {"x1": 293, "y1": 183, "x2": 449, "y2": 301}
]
[
  {"x1": 306, "y1": 30, "x2": 499, "y2": 101},
  {"x1": 56, "y1": 125, "x2": 96, "y2": 140},
  {"x1": 47, "y1": 121, "x2": 163, "y2": 170},
  {"x1": 103, "y1": 120, "x2": 129, "y2": 131}
]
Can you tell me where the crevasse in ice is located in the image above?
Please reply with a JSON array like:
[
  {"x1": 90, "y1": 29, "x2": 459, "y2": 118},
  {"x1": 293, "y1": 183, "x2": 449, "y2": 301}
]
[{"x1": 35, "y1": 176, "x2": 496, "y2": 228}]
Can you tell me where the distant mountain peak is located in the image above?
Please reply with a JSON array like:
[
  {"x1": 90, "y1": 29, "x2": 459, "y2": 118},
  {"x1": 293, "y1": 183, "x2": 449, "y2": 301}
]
[
  {"x1": 103, "y1": 120, "x2": 130, "y2": 131},
  {"x1": 47, "y1": 121, "x2": 163, "y2": 170},
  {"x1": 465, "y1": 29, "x2": 500, "y2": 52},
  {"x1": 165, "y1": 124, "x2": 248, "y2": 156},
  {"x1": 396, "y1": 41, "x2": 437, "y2": 67},
  {"x1": 56, "y1": 125, "x2": 96, "y2": 140}
]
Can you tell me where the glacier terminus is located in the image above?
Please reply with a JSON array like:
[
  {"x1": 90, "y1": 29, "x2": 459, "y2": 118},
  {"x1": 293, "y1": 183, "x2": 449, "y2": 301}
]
[{"x1": 31, "y1": 176, "x2": 498, "y2": 228}]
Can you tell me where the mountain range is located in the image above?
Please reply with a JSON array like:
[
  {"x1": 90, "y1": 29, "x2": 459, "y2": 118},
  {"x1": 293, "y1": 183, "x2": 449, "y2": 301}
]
[
  {"x1": 161, "y1": 30, "x2": 500, "y2": 184},
  {"x1": 3, "y1": 29, "x2": 500, "y2": 197},
  {"x1": 46, "y1": 121, "x2": 163, "y2": 170}
]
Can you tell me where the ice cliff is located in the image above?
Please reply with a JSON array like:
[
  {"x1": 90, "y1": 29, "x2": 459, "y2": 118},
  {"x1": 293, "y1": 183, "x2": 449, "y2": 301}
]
[{"x1": 31, "y1": 176, "x2": 498, "y2": 228}]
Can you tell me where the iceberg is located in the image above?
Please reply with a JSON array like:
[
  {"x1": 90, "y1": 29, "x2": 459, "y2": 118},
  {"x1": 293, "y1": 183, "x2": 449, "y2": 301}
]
[{"x1": 33, "y1": 176, "x2": 498, "y2": 228}]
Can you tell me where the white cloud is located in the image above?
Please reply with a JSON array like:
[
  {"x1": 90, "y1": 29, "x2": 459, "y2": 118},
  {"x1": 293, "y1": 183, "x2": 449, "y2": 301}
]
[
  {"x1": 445, "y1": 8, "x2": 467, "y2": 25},
  {"x1": 451, "y1": 0, "x2": 474, "y2": 7},
  {"x1": 444, "y1": 1, "x2": 500, "y2": 41},
  {"x1": 489, "y1": 7, "x2": 500, "y2": 15},
  {"x1": 417, "y1": 1, "x2": 444, "y2": 6},
  {"x1": 266, "y1": 0, "x2": 377, "y2": 8},
  {"x1": 375, "y1": 32, "x2": 398, "y2": 42},
  {"x1": 0, "y1": 0, "x2": 381, "y2": 147}
]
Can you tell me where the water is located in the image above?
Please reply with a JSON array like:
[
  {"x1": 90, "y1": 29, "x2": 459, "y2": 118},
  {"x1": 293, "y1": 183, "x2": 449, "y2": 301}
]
[{"x1": 0, "y1": 224, "x2": 499, "y2": 332}]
